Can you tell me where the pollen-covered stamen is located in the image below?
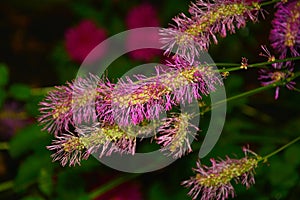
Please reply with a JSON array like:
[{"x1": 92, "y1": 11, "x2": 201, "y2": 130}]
[
  {"x1": 52, "y1": 104, "x2": 70, "y2": 119},
  {"x1": 271, "y1": 71, "x2": 286, "y2": 82},
  {"x1": 182, "y1": 147, "x2": 260, "y2": 200},
  {"x1": 79, "y1": 125, "x2": 131, "y2": 146},
  {"x1": 270, "y1": 1, "x2": 300, "y2": 58},
  {"x1": 62, "y1": 137, "x2": 85, "y2": 152},
  {"x1": 284, "y1": 2, "x2": 300, "y2": 47},
  {"x1": 184, "y1": 2, "x2": 260, "y2": 38},
  {"x1": 71, "y1": 90, "x2": 98, "y2": 108},
  {"x1": 77, "y1": 124, "x2": 137, "y2": 157},
  {"x1": 156, "y1": 113, "x2": 198, "y2": 158},
  {"x1": 196, "y1": 158, "x2": 258, "y2": 187},
  {"x1": 160, "y1": 0, "x2": 261, "y2": 61},
  {"x1": 180, "y1": 68, "x2": 201, "y2": 83},
  {"x1": 113, "y1": 82, "x2": 170, "y2": 107},
  {"x1": 168, "y1": 114, "x2": 191, "y2": 152}
]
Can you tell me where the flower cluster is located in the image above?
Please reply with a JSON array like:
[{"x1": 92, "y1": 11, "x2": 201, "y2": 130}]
[
  {"x1": 109, "y1": 56, "x2": 222, "y2": 126},
  {"x1": 156, "y1": 113, "x2": 199, "y2": 158},
  {"x1": 258, "y1": 46, "x2": 296, "y2": 100},
  {"x1": 39, "y1": 54, "x2": 222, "y2": 166},
  {"x1": 270, "y1": 0, "x2": 300, "y2": 58},
  {"x1": 182, "y1": 146, "x2": 261, "y2": 200},
  {"x1": 160, "y1": 0, "x2": 262, "y2": 61}
]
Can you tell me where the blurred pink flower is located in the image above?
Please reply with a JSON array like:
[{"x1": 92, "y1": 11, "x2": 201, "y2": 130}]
[
  {"x1": 65, "y1": 20, "x2": 107, "y2": 63},
  {"x1": 126, "y1": 3, "x2": 162, "y2": 61}
]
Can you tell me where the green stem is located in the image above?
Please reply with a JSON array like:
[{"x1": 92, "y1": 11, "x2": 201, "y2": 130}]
[
  {"x1": 208, "y1": 84, "x2": 275, "y2": 112},
  {"x1": 293, "y1": 88, "x2": 300, "y2": 93},
  {"x1": 260, "y1": 0, "x2": 281, "y2": 7},
  {"x1": 203, "y1": 69, "x2": 300, "y2": 114},
  {"x1": 261, "y1": 136, "x2": 300, "y2": 161},
  {"x1": 214, "y1": 63, "x2": 241, "y2": 67},
  {"x1": 290, "y1": 71, "x2": 300, "y2": 81},
  {"x1": 0, "y1": 142, "x2": 9, "y2": 150},
  {"x1": 218, "y1": 56, "x2": 300, "y2": 73},
  {"x1": 28, "y1": 57, "x2": 300, "y2": 95},
  {"x1": 88, "y1": 173, "x2": 139, "y2": 199}
]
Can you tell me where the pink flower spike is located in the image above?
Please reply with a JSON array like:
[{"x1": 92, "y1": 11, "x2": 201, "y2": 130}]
[
  {"x1": 182, "y1": 146, "x2": 261, "y2": 200},
  {"x1": 270, "y1": 1, "x2": 300, "y2": 58},
  {"x1": 160, "y1": 0, "x2": 262, "y2": 62}
]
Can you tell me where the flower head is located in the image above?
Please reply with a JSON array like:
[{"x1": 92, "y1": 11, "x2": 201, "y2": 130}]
[
  {"x1": 39, "y1": 74, "x2": 105, "y2": 135},
  {"x1": 76, "y1": 123, "x2": 137, "y2": 158},
  {"x1": 160, "y1": 0, "x2": 261, "y2": 61},
  {"x1": 47, "y1": 133, "x2": 89, "y2": 167},
  {"x1": 107, "y1": 56, "x2": 222, "y2": 126},
  {"x1": 182, "y1": 146, "x2": 261, "y2": 200},
  {"x1": 156, "y1": 113, "x2": 199, "y2": 158},
  {"x1": 39, "y1": 84, "x2": 73, "y2": 135},
  {"x1": 65, "y1": 20, "x2": 107, "y2": 63},
  {"x1": 270, "y1": 1, "x2": 300, "y2": 58},
  {"x1": 258, "y1": 46, "x2": 295, "y2": 100},
  {"x1": 47, "y1": 122, "x2": 138, "y2": 166}
]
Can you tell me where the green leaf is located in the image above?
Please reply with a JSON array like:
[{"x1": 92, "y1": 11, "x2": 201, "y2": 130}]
[
  {"x1": 56, "y1": 170, "x2": 87, "y2": 200},
  {"x1": 9, "y1": 83, "x2": 31, "y2": 100},
  {"x1": 148, "y1": 182, "x2": 169, "y2": 200},
  {"x1": 268, "y1": 158, "x2": 298, "y2": 188},
  {"x1": 14, "y1": 153, "x2": 52, "y2": 192},
  {"x1": 9, "y1": 124, "x2": 51, "y2": 158},
  {"x1": 25, "y1": 95, "x2": 44, "y2": 116},
  {"x1": 0, "y1": 63, "x2": 9, "y2": 86},
  {"x1": 38, "y1": 168, "x2": 53, "y2": 196},
  {"x1": 284, "y1": 145, "x2": 300, "y2": 166}
]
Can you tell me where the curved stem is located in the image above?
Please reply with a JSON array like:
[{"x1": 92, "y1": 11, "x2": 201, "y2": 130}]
[
  {"x1": 260, "y1": 0, "x2": 281, "y2": 7},
  {"x1": 218, "y1": 56, "x2": 300, "y2": 73},
  {"x1": 29, "y1": 57, "x2": 300, "y2": 96},
  {"x1": 261, "y1": 136, "x2": 300, "y2": 161},
  {"x1": 198, "y1": 84, "x2": 275, "y2": 115},
  {"x1": 213, "y1": 84, "x2": 274, "y2": 108},
  {"x1": 214, "y1": 63, "x2": 241, "y2": 67}
]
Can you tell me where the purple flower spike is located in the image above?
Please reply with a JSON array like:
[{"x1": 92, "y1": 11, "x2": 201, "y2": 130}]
[
  {"x1": 47, "y1": 122, "x2": 138, "y2": 167},
  {"x1": 111, "y1": 76, "x2": 171, "y2": 126},
  {"x1": 270, "y1": 1, "x2": 300, "y2": 58},
  {"x1": 182, "y1": 146, "x2": 260, "y2": 200},
  {"x1": 109, "y1": 56, "x2": 222, "y2": 126},
  {"x1": 47, "y1": 133, "x2": 89, "y2": 167},
  {"x1": 258, "y1": 46, "x2": 295, "y2": 100},
  {"x1": 96, "y1": 79, "x2": 116, "y2": 125},
  {"x1": 160, "y1": 0, "x2": 261, "y2": 61},
  {"x1": 39, "y1": 85, "x2": 73, "y2": 135},
  {"x1": 39, "y1": 74, "x2": 104, "y2": 135},
  {"x1": 76, "y1": 123, "x2": 137, "y2": 158},
  {"x1": 156, "y1": 113, "x2": 199, "y2": 158}
]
